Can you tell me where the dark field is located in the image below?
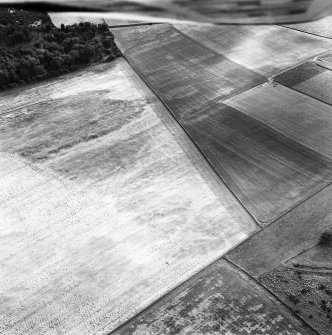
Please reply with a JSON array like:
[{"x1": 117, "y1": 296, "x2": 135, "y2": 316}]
[
  {"x1": 274, "y1": 62, "x2": 332, "y2": 106},
  {"x1": 114, "y1": 24, "x2": 332, "y2": 224},
  {"x1": 224, "y1": 83, "x2": 332, "y2": 159},
  {"x1": 114, "y1": 259, "x2": 315, "y2": 335},
  {"x1": 260, "y1": 266, "x2": 332, "y2": 335}
]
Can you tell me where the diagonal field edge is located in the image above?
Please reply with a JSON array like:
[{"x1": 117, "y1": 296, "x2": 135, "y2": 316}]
[{"x1": 117, "y1": 25, "x2": 332, "y2": 226}]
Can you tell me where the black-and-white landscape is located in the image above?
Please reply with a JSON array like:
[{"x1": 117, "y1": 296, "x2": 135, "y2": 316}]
[{"x1": 0, "y1": 5, "x2": 331, "y2": 335}]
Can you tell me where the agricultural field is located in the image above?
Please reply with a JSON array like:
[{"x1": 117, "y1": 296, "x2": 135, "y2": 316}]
[
  {"x1": 274, "y1": 61, "x2": 332, "y2": 106},
  {"x1": 224, "y1": 82, "x2": 332, "y2": 159},
  {"x1": 283, "y1": 15, "x2": 332, "y2": 38},
  {"x1": 114, "y1": 24, "x2": 332, "y2": 224},
  {"x1": 0, "y1": 58, "x2": 257, "y2": 335},
  {"x1": 114, "y1": 259, "x2": 315, "y2": 335},
  {"x1": 112, "y1": 20, "x2": 332, "y2": 335},
  {"x1": 172, "y1": 23, "x2": 332, "y2": 76},
  {"x1": 0, "y1": 10, "x2": 331, "y2": 335}
]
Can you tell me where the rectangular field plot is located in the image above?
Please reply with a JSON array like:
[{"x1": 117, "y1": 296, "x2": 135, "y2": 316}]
[
  {"x1": 226, "y1": 184, "x2": 332, "y2": 277},
  {"x1": 115, "y1": 24, "x2": 332, "y2": 224},
  {"x1": 224, "y1": 82, "x2": 332, "y2": 159},
  {"x1": 274, "y1": 61, "x2": 332, "y2": 105},
  {"x1": 114, "y1": 259, "x2": 315, "y2": 335},
  {"x1": 174, "y1": 24, "x2": 332, "y2": 76},
  {"x1": 0, "y1": 59, "x2": 257, "y2": 335},
  {"x1": 114, "y1": 25, "x2": 266, "y2": 105}
]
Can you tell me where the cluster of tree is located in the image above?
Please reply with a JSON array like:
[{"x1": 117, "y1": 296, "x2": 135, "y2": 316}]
[
  {"x1": 0, "y1": 7, "x2": 49, "y2": 26},
  {"x1": 0, "y1": 10, "x2": 122, "y2": 90},
  {"x1": 1, "y1": 25, "x2": 31, "y2": 46}
]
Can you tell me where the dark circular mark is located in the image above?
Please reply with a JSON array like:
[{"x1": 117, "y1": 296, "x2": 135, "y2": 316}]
[
  {"x1": 288, "y1": 294, "x2": 300, "y2": 305},
  {"x1": 301, "y1": 288, "x2": 310, "y2": 295},
  {"x1": 320, "y1": 231, "x2": 332, "y2": 246}
]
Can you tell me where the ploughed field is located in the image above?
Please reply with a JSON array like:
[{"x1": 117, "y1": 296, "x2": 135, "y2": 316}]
[
  {"x1": 114, "y1": 23, "x2": 332, "y2": 225},
  {"x1": 1, "y1": 13, "x2": 332, "y2": 335},
  {"x1": 113, "y1": 21, "x2": 332, "y2": 335},
  {"x1": 0, "y1": 58, "x2": 258, "y2": 335}
]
